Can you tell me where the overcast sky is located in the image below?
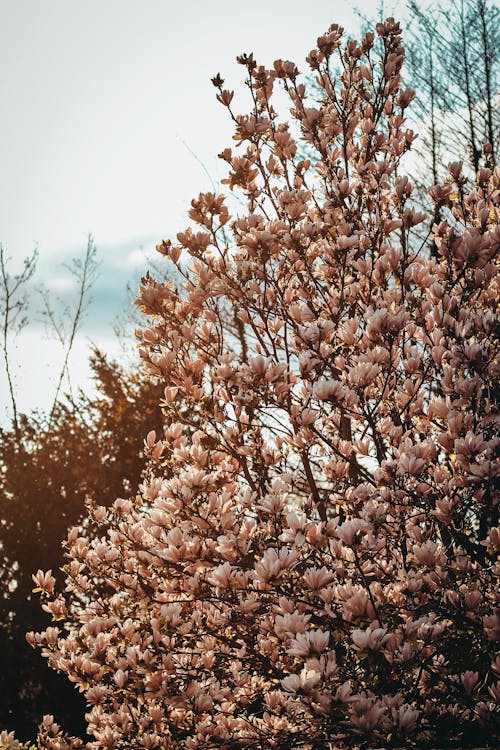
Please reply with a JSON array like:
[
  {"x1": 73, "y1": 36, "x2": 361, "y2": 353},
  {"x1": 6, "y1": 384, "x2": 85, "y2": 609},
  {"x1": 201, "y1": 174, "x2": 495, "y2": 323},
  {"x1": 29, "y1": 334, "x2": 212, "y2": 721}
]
[{"x1": 0, "y1": 0, "x2": 400, "y2": 419}]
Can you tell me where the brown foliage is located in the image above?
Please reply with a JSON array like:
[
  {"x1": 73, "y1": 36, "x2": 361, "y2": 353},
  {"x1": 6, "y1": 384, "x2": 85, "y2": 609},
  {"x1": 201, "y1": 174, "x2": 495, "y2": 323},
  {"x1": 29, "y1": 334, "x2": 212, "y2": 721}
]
[{"x1": 0, "y1": 349, "x2": 163, "y2": 739}]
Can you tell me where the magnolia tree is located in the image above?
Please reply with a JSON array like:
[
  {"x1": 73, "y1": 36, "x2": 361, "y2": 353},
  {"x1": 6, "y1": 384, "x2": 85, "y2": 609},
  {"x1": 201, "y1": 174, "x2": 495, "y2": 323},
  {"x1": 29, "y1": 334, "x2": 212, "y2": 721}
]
[{"x1": 17, "y1": 18, "x2": 500, "y2": 750}]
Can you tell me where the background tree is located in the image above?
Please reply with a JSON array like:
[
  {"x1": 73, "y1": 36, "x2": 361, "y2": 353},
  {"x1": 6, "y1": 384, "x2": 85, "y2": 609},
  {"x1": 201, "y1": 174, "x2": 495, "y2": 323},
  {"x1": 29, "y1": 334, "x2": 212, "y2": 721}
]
[
  {"x1": 22, "y1": 17, "x2": 499, "y2": 750},
  {"x1": 0, "y1": 244, "x2": 38, "y2": 439},
  {"x1": 404, "y1": 0, "x2": 498, "y2": 183},
  {"x1": 0, "y1": 349, "x2": 164, "y2": 739},
  {"x1": 0, "y1": 238, "x2": 95, "y2": 738},
  {"x1": 0, "y1": 237, "x2": 165, "y2": 739}
]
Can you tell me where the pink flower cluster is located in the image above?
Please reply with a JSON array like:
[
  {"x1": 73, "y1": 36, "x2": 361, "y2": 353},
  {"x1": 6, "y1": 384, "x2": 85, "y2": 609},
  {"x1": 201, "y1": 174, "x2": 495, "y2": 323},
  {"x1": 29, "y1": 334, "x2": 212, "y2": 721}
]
[{"x1": 21, "y1": 17, "x2": 500, "y2": 749}]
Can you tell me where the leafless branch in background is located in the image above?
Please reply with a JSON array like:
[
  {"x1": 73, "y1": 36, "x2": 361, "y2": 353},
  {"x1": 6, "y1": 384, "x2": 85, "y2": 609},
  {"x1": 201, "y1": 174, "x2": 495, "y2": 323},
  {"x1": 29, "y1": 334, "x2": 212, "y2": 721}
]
[
  {"x1": 405, "y1": 0, "x2": 499, "y2": 181},
  {"x1": 48, "y1": 235, "x2": 100, "y2": 422},
  {"x1": 0, "y1": 244, "x2": 38, "y2": 437}
]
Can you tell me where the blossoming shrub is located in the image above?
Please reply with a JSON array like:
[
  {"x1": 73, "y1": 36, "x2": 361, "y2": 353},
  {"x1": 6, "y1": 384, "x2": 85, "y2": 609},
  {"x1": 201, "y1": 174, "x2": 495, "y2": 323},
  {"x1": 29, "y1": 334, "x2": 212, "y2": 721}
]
[{"x1": 26, "y1": 18, "x2": 499, "y2": 750}]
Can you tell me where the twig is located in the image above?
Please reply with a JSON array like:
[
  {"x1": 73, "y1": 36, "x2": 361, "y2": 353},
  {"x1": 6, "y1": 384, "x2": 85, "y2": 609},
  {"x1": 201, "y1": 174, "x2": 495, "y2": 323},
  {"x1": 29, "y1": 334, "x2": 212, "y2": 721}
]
[
  {"x1": 0, "y1": 243, "x2": 38, "y2": 436},
  {"x1": 49, "y1": 236, "x2": 99, "y2": 422}
]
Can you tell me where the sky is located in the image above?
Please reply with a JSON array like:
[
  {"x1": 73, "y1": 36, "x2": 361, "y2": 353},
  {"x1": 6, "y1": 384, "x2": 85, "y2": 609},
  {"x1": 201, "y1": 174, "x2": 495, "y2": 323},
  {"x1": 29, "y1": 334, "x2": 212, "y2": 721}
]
[{"x1": 0, "y1": 0, "x2": 400, "y2": 420}]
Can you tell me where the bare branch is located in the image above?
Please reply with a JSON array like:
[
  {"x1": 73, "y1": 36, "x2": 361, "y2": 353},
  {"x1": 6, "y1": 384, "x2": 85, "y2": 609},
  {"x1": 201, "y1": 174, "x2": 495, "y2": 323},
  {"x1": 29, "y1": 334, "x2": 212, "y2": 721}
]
[
  {"x1": 49, "y1": 235, "x2": 100, "y2": 421},
  {"x1": 0, "y1": 244, "x2": 38, "y2": 435}
]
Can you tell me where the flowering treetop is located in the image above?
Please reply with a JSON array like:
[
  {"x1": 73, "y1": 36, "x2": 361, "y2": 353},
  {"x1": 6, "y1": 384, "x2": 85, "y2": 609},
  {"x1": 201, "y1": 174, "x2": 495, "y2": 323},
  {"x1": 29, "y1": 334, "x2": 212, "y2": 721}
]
[{"x1": 21, "y1": 17, "x2": 500, "y2": 750}]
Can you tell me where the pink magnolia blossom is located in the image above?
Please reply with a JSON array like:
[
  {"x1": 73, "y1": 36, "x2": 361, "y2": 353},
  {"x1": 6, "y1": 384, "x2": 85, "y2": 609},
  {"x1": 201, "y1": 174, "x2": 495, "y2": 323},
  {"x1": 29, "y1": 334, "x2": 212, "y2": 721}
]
[{"x1": 461, "y1": 670, "x2": 480, "y2": 694}]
